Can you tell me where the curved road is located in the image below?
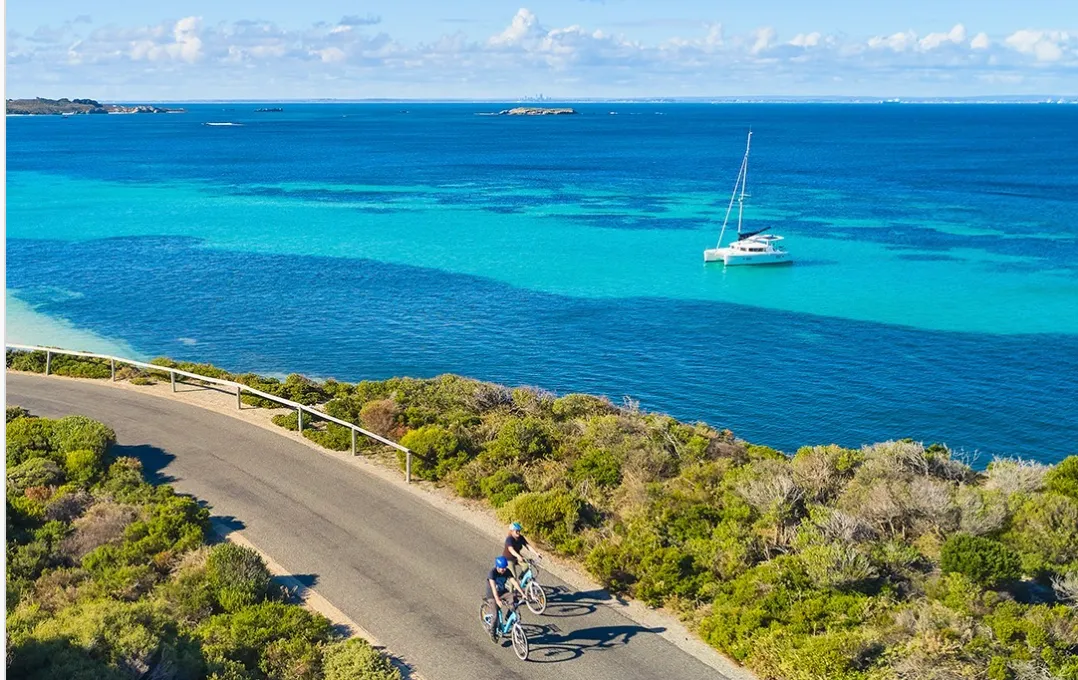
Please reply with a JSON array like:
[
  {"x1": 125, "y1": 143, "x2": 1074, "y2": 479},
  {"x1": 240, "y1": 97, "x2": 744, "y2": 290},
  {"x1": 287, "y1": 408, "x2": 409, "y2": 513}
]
[{"x1": 9, "y1": 373, "x2": 727, "y2": 680}]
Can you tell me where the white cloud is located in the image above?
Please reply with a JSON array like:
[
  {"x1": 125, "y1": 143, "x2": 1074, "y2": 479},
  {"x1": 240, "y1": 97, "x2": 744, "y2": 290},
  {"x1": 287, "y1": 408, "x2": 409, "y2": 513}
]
[
  {"x1": 789, "y1": 32, "x2": 821, "y2": 48},
  {"x1": 7, "y1": 10, "x2": 1078, "y2": 99},
  {"x1": 919, "y1": 24, "x2": 966, "y2": 50},
  {"x1": 750, "y1": 26, "x2": 776, "y2": 54},
  {"x1": 868, "y1": 30, "x2": 917, "y2": 52},
  {"x1": 1005, "y1": 29, "x2": 1068, "y2": 62}
]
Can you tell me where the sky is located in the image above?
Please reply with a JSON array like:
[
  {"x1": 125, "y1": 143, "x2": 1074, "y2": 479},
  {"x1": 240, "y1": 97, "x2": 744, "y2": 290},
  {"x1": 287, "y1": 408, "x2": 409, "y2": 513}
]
[{"x1": 5, "y1": 1, "x2": 1078, "y2": 99}]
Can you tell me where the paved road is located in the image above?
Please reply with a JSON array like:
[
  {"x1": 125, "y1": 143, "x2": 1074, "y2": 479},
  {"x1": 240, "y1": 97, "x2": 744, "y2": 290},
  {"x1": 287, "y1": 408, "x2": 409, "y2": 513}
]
[{"x1": 9, "y1": 373, "x2": 726, "y2": 680}]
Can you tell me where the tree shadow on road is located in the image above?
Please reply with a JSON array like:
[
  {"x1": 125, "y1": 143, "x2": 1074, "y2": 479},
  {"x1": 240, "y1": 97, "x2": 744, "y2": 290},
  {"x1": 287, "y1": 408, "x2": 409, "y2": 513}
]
[
  {"x1": 513, "y1": 622, "x2": 666, "y2": 663},
  {"x1": 112, "y1": 443, "x2": 177, "y2": 485}
]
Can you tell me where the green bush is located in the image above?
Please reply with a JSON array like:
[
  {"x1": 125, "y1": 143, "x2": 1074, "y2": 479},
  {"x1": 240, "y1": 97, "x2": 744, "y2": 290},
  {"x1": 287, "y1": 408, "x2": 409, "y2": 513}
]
[
  {"x1": 322, "y1": 638, "x2": 402, "y2": 680},
  {"x1": 484, "y1": 416, "x2": 557, "y2": 465},
  {"x1": 205, "y1": 543, "x2": 272, "y2": 612},
  {"x1": 551, "y1": 393, "x2": 616, "y2": 420},
  {"x1": 569, "y1": 447, "x2": 622, "y2": 488},
  {"x1": 7, "y1": 417, "x2": 57, "y2": 466},
  {"x1": 478, "y1": 468, "x2": 527, "y2": 507},
  {"x1": 272, "y1": 411, "x2": 301, "y2": 431},
  {"x1": 940, "y1": 534, "x2": 1022, "y2": 588},
  {"x1": 1005, "y1": 493, "x2": 1078, "y2": 575},
  {"x1": 7, "y1": 405, "x2": 31, "y2": 421},
  {"x1": 65, "y1": 449, "x2": 106, "y2": 486},
  {"x1": 197, "y1": 601, "x2": 332, "y2": 672},
  {"x1": 49, "y1": 415, "x2": 115, "y2": 456},
  {"x1": 7, "y1": 349, "x2": 47, "y2": 373},
  {"x1": 8, "y1": 458, "x2": 65, "y2": 494},
  {"x1": 398, "y1": 425, "x2": 464, "y2": 480},
  {"x1": 1045, "y1": 456, "x2": 1078, "y2": 501},
  {"x1": 498, "y1": 490, "x2": 584, "y2": 554},
  {"x1": 260, "y1": 636, "x2": 322, "y2": 680},
  {"x1": 49, "y1": 355, "x2": 112, "y2": 379},
  {"x1": 304, "y1": 423, "x2": 353, "y2": 451}
]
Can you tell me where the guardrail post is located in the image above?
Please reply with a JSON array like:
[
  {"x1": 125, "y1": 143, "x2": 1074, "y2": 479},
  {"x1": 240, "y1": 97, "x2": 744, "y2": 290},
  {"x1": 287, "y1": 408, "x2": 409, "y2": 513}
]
[
  {"x1": 297, "y1": 408, "x2": 303, "y2": 433},
  {"x1": 236, "y1": 386, "x2": 242, "y2": 409},
  {"x1": 171, "y1": 371, "x2": 177, "y2": 392},
  {"x1": 45, "y1": 350, "x2": 51, "y2": 376},
  {"x1": 110, "y1": 359, "x2": 116, "y2": 381},
  {"x1": 406, "y1": 451, "x2": 412, "y2": 483},
  {"x1": 351, "y1": 429, "x2": 357, "y2": 455}
]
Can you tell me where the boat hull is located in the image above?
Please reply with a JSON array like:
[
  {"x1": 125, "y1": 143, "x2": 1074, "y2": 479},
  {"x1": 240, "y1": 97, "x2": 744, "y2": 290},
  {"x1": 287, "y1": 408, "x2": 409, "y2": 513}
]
[{"x1": 703, "y1": 248, "x2": 792, "y2": 265}]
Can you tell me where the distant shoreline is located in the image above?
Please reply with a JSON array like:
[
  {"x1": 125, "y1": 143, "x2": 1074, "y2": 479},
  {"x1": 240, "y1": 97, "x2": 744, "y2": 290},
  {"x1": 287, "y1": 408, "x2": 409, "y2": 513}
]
[{"x1": 8, "y1": 96, "x2": 1078, "y2": 106}]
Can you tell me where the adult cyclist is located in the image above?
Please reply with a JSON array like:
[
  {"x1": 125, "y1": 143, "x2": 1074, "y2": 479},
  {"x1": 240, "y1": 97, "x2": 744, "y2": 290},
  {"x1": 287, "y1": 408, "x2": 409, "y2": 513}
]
[
  {"x1": 485, "y1": 556, "x2": 527, "y2": 640},
  {"x1": 504, "y1": 522, "x2": 542, "y2": 580}
]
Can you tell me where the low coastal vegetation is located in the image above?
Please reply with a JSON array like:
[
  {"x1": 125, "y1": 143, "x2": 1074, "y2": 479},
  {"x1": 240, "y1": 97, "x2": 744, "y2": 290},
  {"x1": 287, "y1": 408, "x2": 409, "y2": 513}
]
[
  {"x1": 8, "y1": 349, "x2": 1078, "y2": 679},
  {"x1": 5, "y1": 405, "x2": 401, "y2": 680}
]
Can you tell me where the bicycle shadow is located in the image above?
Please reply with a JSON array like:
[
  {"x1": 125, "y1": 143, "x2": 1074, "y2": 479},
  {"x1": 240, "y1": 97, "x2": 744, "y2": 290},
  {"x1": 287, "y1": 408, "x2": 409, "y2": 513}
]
[
  {"x1": 538, "y1": 586, "x2": 615, "y2": 618},
  {"x1": 513, "y1": 622, "x2": 666, "y2": 663}
]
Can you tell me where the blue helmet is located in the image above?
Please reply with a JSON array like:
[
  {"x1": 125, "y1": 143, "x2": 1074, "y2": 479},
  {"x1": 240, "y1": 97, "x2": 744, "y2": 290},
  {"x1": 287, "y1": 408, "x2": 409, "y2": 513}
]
[
  {"x1": 510, "y1": 522, "x2": 522, "y2": 532},
  {"x1": 495, "y1": 556, "x2": 509, "y2": 569}
]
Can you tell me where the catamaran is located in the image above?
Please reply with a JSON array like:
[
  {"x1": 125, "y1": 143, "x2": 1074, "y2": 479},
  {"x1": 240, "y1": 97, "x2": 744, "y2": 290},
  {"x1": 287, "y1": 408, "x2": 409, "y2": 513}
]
[{"x1": 703, "y1": 131, "x2": 791, "y2": 266}]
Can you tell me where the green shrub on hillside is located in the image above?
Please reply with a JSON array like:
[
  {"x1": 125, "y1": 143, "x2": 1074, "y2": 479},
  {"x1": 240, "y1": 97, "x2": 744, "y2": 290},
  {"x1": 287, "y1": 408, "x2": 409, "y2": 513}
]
[
  {"x1": 398, "y1": 425, "x2": 463, "y2": 480},
  {"x1": 322, "y1": 638, "x2": 402, "y2": 680},
  {"x1": 940, "y1": 534, "x2": 1021, "y2": 588},
  {"x1": 499, "y1": 490, "x2": 585, "y2": 554},
  {"x1": 206, "y1": 543, "x2": 272, "y2": 613},
  {"x1": 1046, "y1": 455, "x2": 1078, "y2": 501}
]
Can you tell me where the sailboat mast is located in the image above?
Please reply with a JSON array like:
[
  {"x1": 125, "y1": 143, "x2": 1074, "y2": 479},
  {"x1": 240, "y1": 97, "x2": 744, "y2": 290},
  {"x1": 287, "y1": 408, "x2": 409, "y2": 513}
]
[
  {"x1": 715, "y1": 135, "x2": 750, "y2": 248},
  {"x1": 736, "y1": 131, "x2": 752, "y2": 236}
]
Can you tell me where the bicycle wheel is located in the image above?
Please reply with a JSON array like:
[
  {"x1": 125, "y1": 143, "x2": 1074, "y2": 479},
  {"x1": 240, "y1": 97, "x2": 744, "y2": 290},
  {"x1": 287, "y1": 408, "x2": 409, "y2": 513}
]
[
  {"x1": 511, "y1": 623, "x2": 530, "y2": 661},
  {"x1": 479, "y1": 602, "x2": 497, "y2": 640},
  {"x1": 526, "y1": 581, "x2": 547, "y2": 615}
]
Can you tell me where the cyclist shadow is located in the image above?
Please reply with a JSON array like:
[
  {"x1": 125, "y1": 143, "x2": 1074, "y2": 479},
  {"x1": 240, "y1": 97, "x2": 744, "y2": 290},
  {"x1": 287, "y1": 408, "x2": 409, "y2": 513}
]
[
  {"x1": 538, "y1": 587, "x2": 616, "y2": 618},
  {"x1": 517, "y1": 622, "x2": 666, "y2": 663}
]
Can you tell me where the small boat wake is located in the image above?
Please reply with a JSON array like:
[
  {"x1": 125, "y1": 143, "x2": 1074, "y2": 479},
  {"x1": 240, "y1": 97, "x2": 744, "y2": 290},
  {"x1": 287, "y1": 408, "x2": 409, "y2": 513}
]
[{"x1": 203, "y1": 122, "x2": 244, "y2": 126}]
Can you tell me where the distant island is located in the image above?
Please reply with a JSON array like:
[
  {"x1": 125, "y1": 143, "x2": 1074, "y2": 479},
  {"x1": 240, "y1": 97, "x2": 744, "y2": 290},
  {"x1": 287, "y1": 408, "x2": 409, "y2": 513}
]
[
  {"x1": 480, "y1": 106, "x2": 578, "y2": 116},
  {"x1": 6, "y1": 97, "x2": 185, "y2": 115}
]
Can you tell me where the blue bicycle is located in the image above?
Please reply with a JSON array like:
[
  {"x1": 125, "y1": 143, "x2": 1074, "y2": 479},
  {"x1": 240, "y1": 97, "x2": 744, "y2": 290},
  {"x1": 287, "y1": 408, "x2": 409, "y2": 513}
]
[
  {"x1": 517, "y1": 557, "x2": 547, "y2": 615},
  {"x1": 480, "y1": 596, "x2": 530, "y2": 660}
]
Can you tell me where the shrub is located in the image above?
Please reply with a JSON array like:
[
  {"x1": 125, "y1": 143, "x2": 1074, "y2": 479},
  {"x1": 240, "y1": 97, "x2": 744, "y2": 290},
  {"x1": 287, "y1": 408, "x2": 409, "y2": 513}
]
[
  {"x1": 1046, "y1": 456, "x2": 1078, "y2": 501},
  {"x1": 260, "y1": 636, "x2": 322, "y2": 680},
  {"x1": 49, "y1": 415, "x2": 115, "y2": 456},
  {"x1": 206, "y1": 543, "x2": 272, "y2": 612},
  {"x1": 552, "y1": 393, "x2": 616, "y2": 421},
  {"x1": 569, "y1": 447, "x2": 622, "y2": 488},
  {"x1": 359, "y1": 400, "x2": 401, "y2": 436},
  {"x1": 1006, "y1": 493, "x2": 1078, "y2": 575},
  {"x1": 7, "y1": 349, "x2": 47, "y2": 373},
  {"x1": 65, "y1": 448, "x2": 106, "y2": 486},
  {"x1": 197, "y1": 601, "x2": 333, "y2": 672},
  {"x1": 7, "y1": 417, "x2": 56, "y2": 466},
  {"x1": 271, "y1": 411, "x2": 301, "y2": 431},
  {"x1": 398, "y1": 425, "x2": 464, "y2": 480},
  {"x1": 303, "y1": 423, "x2": 354, "y2": 451},
  {"x1": 498, "y1": 490, "x2": 584, "y2": 554},
  {"x1": 484, "y1": 416, "x2": 557, "y2": 465},
  {"x1": 322, "y1": 638, "x2": 402, "y2": 680},
  {"x1": 8, "y1": 458, "x2": 65, "y2": 494},
  {"x1": 478, "y1": 468, "x2": 527, "y2": 507},
  {"x1": 7, "y1": 405, "x2": 31, "y2": 421},
  {"x1": 985, "y1": 458, "x2": 1049, "y2": 496},
  {"x1": 49, "y1": 355, "x2": 112, "y2": 379},
  {"x1": 940, "y1": 534, "x2": 1022, "y2": 588}
]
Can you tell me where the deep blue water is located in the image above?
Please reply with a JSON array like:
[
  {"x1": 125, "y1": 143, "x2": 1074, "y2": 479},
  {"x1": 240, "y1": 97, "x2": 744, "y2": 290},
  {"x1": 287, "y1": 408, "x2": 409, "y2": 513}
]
[{"x1": 7, "y1": 104, "x2": 1078, "y2": 462}]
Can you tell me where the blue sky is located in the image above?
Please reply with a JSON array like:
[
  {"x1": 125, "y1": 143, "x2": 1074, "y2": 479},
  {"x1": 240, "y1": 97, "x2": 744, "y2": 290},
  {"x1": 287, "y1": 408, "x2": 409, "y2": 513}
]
[{"x1": 6, "y1": 1, "x2": 1077, "y2": 99}]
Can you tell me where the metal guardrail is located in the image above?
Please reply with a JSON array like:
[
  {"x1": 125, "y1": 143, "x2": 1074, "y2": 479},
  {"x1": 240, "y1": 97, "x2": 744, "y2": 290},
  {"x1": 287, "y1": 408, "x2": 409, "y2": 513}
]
[{"x1": 6, "y1": 343, "x2": 415, "y2": 482}]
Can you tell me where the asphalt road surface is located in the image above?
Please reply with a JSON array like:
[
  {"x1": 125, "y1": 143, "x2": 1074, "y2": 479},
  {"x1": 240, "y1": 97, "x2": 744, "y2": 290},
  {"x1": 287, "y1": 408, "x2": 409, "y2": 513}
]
[{"x1": 8, "y1": 373, "x2": 728, "y2": 680}]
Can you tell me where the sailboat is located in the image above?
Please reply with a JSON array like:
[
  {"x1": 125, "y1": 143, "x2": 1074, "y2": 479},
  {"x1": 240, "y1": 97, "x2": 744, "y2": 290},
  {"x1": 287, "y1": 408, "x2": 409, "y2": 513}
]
[{"x1": 703, "y1": 131, "x2": 791, "y2": 266}]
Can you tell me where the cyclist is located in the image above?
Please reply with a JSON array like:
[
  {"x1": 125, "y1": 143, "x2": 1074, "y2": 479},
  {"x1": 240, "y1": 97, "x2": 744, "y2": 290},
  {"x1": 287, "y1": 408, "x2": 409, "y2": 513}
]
[
  {"x1": 485, "y1": 556, "x2": 526, "y2": 640},
  {"x1": 503, "y1": 522, "x2": 541, "y2": 579}
]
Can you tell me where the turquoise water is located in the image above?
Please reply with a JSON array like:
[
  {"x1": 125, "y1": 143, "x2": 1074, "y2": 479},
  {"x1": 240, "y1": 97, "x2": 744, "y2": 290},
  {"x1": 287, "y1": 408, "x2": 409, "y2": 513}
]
[{"x1": 7, "y1": 104, "x2": 1078, "y2": 461}]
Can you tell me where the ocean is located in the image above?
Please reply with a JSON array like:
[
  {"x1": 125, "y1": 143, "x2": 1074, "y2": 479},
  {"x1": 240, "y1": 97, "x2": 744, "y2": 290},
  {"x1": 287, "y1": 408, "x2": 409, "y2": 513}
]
[{"x1": 6, "y1": 103, "x2": 1078, "y2": 464}]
